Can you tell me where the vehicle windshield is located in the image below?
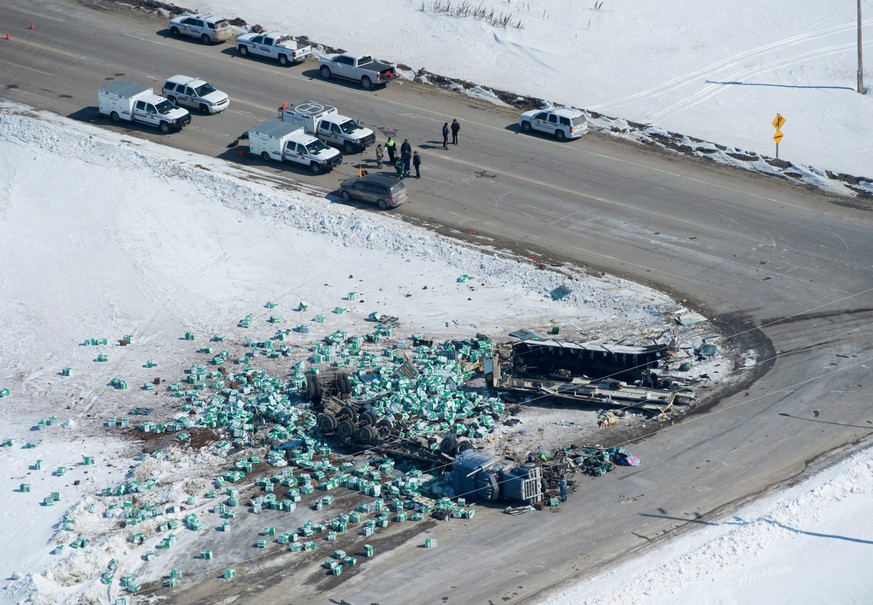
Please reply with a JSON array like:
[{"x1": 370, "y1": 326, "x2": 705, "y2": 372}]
[
  {"x1": 358, "y1": 55, "x2": 373, "y2": 65},
  {"x1": 194, "y1": 83, "x2": 216, "y2": 96},
  {"x1": 339, "y1": 119, "x2": 362, "y2": 135},
  {"x1": 305, "y1": 139, "x2": 328, "y2": 154},
  {"x1": 155, "y1": 99, "x2": 177, "y2": 114},
  {"x1": 572, "y1": 115, "x2": 587, "y2": 126}
]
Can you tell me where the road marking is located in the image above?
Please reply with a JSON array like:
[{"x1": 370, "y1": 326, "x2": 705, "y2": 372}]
[
  {"x1": 3, "y1": 61, "x2": 55, "y2": 76},
  {"x1": 5, "y1": 37, "x2": 84, "y2": 60}
]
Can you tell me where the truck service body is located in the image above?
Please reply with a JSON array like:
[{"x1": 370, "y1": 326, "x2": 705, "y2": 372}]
[{"x1": 281, "y1": 100, "x2": 376, "y2": 153}]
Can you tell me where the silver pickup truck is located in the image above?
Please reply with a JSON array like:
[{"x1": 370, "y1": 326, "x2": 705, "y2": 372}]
[{"x1": 318, "y1": 54, "x2": 398, "y2": 89}]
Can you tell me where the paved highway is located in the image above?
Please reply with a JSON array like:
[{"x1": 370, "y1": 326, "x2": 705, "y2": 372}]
[{"x1": 3, "y1": 1, "x2": 873, "y2": 603}]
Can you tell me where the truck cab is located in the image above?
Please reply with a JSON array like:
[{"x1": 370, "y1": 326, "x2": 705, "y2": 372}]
[{"x1": 248, "y1": 119, "x2": 343, "y2": 174}]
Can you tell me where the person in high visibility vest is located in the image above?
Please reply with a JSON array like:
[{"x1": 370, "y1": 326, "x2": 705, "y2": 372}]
[{"x1": 385, "y1": 137, "x2": 397, "y2": 163}]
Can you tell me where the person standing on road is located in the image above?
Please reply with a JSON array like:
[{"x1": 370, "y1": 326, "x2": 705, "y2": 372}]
[
  {"x1": 412, "y1": 151, "x2": 421, "y2": 178},
  {"x1": 400, "y1": 139, "x2": 412, "y2": 176},
  {"x1": 375, "y1": 144, "x2": 384, "y2": 168},
  {"x1": 450, "y1": 118, "x2": 460, "y2": 145},
  {"x1": 385, "y1": 137, "x2": 397, "y2": 163},
  {"x1": 442, "y1": 122, "x2": 449, "y2": 149},
  {"x1": 559, "y1": 476, "x2": 568, "y2": 502},
  {"x1": 394, "y1": 156, "x2": 404, "y2": 178}
]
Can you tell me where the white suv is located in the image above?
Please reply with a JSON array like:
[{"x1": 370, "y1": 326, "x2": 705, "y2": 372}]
[
  {"x1": 518, "y1": 107, "x2": 589, "y2": 141},
  {"x1": 168, "y1": 14, "x2": 232, "y2": 44},
  {"x1": 162, "y1": 75, "x2": 230, "y2": 114}
]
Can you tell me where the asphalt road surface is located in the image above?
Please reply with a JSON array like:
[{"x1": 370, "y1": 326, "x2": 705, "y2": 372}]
[{"x1": 3, "y1": 2, "x2": 873, "y2": 603}]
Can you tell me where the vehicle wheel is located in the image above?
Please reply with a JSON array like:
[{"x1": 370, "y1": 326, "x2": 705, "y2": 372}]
[
  {"x1": 337, "y1": 372, "x2": 351, "y2": 395},
  {"x1": 200, "y1": 34, "x2": 211, "y2": 45},
  {"x1": 166, "y1": 95, "x2": 177, "y2": 106},
  {"x1": 361, "y1": 76, "x2": 373, "y2": 90},
  {"x1": 320, "y1": 66, "x2": 332, "y2": 79},
  {"x1": 170, "y1": 26, "x2": 180, "y2": 37},
  {"x1": 337, "y1": 405, "x2": 358, "y2": 423},
  {"x1": 261, "y1": 151, "x2": 271, "y2": 162},
  {"x1": 376, "y1": 418, "x2": 394, "y2": 439},
  {"x1": 159, "y1": 121, "x2": 170, "y2": 134},
  {"x1": 520, "y1": 121, "x2": 532, "y2": 133},
  {"x1": 317, "y1": 413, "x2": 338, "y2": 433},
  {"x1": 278, "y1": 54, "x2": 289, "y2": 66},
  {"x1": 341, "y1": 190, "x2": 352, "y2": 202},
  {"x1": 337, "y1": 418, "x2": 356, "y2": 440},
  {"x1": 199, "y1": 104, "x2": 210, "y2": 115},
  {"x1": 310, "y1": 162, "x2": 322, "y2": 175},
  {"x1": 306, "y1": 375, "x2": 323, "y2": 403},
  {"x1": 377, "y1": 199, "x2": 389, "y2": 211},
  {"x1": 343, "y1": 140, "x2": 354, "y2": 154},
  {"x1": 440, "y1": 436, "x2": 459, "y2": 456},
  {"x1": 359, "y1": 411, "x2": 377, "y2": 427},
  {"x1": 555, "y1": 129, "x2": 567, "y2": 142},
  {"x1": 357, "y1": 425, "x2": 378, "y2": 445},
  {"x1": 238, "y1": 45, "x2": 248, "y2": 56},
  {"x1": 457, "y1": 440, "x2": 473, "y2": 453},
  {"x1": 109, "y1": 111, "x2": 120, "y2": 122}
]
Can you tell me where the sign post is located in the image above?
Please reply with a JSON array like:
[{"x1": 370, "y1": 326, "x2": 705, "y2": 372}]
[{"x1": 771, "y1": 113, "x2": 786, "y2": 159}]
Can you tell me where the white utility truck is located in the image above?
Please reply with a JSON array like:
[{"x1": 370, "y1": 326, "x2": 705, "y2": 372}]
[
  {"x1": 280, "y1": 100, "x2": 375, "y2": 154},
  {"x1": 248, "y1": 119, "x2": 342, "y2": 174},
  {"x1": 98, "y1": 81, "x2": 191, "y2": 133}
]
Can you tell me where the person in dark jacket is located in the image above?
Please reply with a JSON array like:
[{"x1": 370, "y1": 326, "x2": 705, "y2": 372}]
[
  {"x1": 412, "y1": 151, "x2": 421, "y2": 178},
  {"x1": 394, "y1": 157, "x2": 404, "y2": 178},
  {"x1": 400, "y1": 139, "x2": 412, "y2": 176},
  {"x1": 385, "y1": 137, "x2": 397, "y2": 163},
  {"x1": 450, "y1": 119, "x2": 460, "y2": 144},
  {"x1": 442, "y1": 122, "x2": 449, "y2": 149}
]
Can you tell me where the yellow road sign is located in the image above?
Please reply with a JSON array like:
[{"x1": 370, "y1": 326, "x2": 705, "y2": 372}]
[
  {"x1": 772, "y1": 113, "x2": 786, "y2": 130},
  {"x1": 773, "y1": 130, "x2": 784, "y2": 143}
]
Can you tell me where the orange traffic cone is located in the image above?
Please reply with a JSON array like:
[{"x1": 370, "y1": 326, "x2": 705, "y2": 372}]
[
  {"x1": 4, "y1": 33, "x2": 9, "y2": 40},
  {"x1": 28, "y1": 22, "x2": 35, "y2": 30}
]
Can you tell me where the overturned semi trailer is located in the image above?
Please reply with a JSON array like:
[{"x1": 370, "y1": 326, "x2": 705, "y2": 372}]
[{"x1": 510, "y1": 336, "x2": 675, "y2": 382}]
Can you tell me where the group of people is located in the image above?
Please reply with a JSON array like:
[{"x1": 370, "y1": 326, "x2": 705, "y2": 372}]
[{"x1": 372, "y1": 118, "x2": 462, "y2": 179}]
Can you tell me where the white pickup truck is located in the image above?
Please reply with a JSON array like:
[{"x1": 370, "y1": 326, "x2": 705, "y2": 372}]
[
  {"x1": 280, "y1": 100, "x2": 376, "y2": 154},
  {"x1": 318, "y1": 54, "x2": 398, "y2": 89},
  {"x1": 98, "y1": 81, "x2": 191, "y2": 134},
  {"x1": 248, "y1": 119, "x2": 342, "y2": 175},
  {"x1": 236, "y1": 32, "x2": 312, "y2": 66}
]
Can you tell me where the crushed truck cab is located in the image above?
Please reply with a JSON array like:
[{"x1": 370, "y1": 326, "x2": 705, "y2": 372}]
[
  {"x1": 281, "y1": 100, "x2": 375, "y2": 154},
  {"x1": 248, "y1": 119, "x2": 342, "y2": 175},
  {"x1": 98, "y1": 81, "x2": 191, "y2": 134}
]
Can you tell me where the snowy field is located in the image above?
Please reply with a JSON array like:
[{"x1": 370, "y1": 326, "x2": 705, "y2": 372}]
[{"x1": 193, "y1": 0, "x2": 873, "y2": 180}]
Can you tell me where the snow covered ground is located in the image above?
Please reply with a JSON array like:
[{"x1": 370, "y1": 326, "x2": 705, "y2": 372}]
[{"x1": 192, "y1": 0, "x2": 873, "y2": 182}]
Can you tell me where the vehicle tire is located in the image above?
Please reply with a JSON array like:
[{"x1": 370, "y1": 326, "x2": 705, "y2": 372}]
[
  {"x1": 343, "y1": 140, "x2": 355, "y2": 154},
  {"x1": 320, "y1": 66, "x2": 332, "y2": 79},
  {"x1": 310, "y1": 162, "x2": 322, "y2": 175},
  {"x1": 555, "y1": 129, "x2": 567, "y2": 142},
  {"x1": 359, "y1": 410, "x2": 377, "y2": 427},
  {"x1": 170, "y1": 26, "x2": 180, "y2": 37},
  {"x1": 377, "y1": 199, "x2": 389, "y2": 211},
  {"x1": 337, "y1": 372, "x2": 351, "y2": 395},
  {"x1": 109, "y1": 111, "x2": 120, "y2": 123},
  {"x1": 317, "y1": 413, "x2": 338, "y2": 433},
  {"x1": 520, "y1": 121, "x2": 532, "y2": 133},
  {"x1": 261, "y1": 151, "x2": 271, "y2": 162},
  {"x1": 199, "y1": 104, "x2": 210, "y2": 115},
  {"x1": 337, "y1": 405, "x2": 358, "y2": 423},
  {"x1": 376, "y1": 418, "x2": 394, "y2": 439},
  {"x1": 337, "y1": 418, "x2": 356, "y2": 440},
  {"x1": 159, "y1": 121, "x2": 170, "y2": 134},
  {"x1": 166, "y1": 95, "x2": 177, "y2": 106},
  {"x1": 200, "y1": 34, "x2": 211, "y2": 45},
  {"x1": 341, "y1": 190, "x2": 352, "y2": 202},
  {"x1": 357, "y1": 425, "x2": 378, "y2": 445},
  {"x1": 238, "y1": 45, "x2": 248, "y2": 56},
  {"x1": 457, "y1": 440, "x2": 473, "y2": 453},
  {"x1": 440, "y1": 436, "x2": 459, "y2": 456},
  {"x1": 361, "y1": 76, "x2": 373, "y2": 90}
]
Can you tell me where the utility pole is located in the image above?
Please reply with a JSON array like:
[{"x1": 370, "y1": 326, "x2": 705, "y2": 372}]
[{"x1": 859, "y1": 0, "x2": 865, "y2": 94}]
